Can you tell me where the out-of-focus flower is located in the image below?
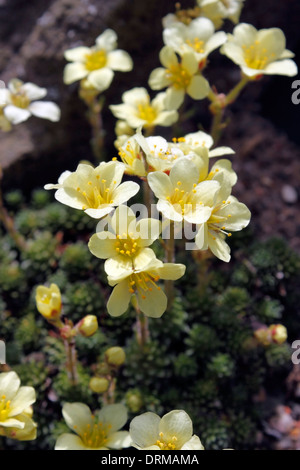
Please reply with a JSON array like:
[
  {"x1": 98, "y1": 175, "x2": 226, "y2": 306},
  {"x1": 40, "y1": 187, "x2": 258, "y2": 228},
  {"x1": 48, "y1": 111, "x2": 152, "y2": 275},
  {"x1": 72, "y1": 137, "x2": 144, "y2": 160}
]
[
  {"x1": 197, "y1": 0, "x2": 245, "y2": 28},
  {"x1": 89, "y1": 377, "x2": 109, "y2": 394},
  {"x1": 0, "y1": 79, "x2": 60, "y2": 125},
  {"x1": 89, "y1": 205, "x2": 161, "y2": 277},
  {"x1": 106, "y1": 249, "x2": 185, "y2": 318},
  {"x1": 0, "y1": 371, "x2": 37, "y2": 441},
  {"x1": 147, "y1": 156, "x2": 220, "y2": 224},
  {"x1": 35, "y1": 283, "x2": 62, "y2": 322},
  {"x1": 55, "y1": 403, "x2": 131, "y2": 450},
  {"x1": 44, "y1": 161, "x2": 140, "y2": 219},
  {"x1": 63, "y1": 29, "x2": 133, "y2": 91},
  {"x1": 254, "y1": 324, "x2": 288, "y2": 346},
  {"x1": 149, "y1": 46, "x2": 209, "y2": 110},
  {"x1": 129, "y1": 409, "x2": 204, "y2": 450},
  {"x1": 105, "y1": 347, "x2": 126, "y2": 367},
  {"x1": 77, "y1": 315, "x2": 98, "y2": 337},
  {"x1": 221, "y1": 24, "x2": 298, "y2": 78},
  {"x1": 163, "y1": 17, "x2": 227, "y2": 70},
  {"x1": 110, "y1": 87, "x2": 178, "y2": 130}
]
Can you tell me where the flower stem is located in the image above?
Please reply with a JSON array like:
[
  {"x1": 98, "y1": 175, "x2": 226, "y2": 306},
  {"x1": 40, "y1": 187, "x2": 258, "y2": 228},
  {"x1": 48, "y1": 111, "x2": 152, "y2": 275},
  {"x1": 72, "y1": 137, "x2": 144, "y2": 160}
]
[
  {"x1": 0, "y1": 166, "x2": 27, "y2": 252},
  {"x1": 63, "y1": 337, "x2": 78, "y2": 386},
  {"x1": 165, "y1": 220, "x2": 175, "y2": 310},
  {"x1": 208, "y1": 76, "x2": 249, "y2": 145},
  {"x1": 134, "y1": 301, "x2": 150, "y2": 351}
]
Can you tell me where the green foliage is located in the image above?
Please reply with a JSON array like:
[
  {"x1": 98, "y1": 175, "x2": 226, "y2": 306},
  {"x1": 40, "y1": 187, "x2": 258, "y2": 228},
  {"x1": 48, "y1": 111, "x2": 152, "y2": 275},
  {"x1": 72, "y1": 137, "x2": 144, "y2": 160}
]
[{"x1": 0, "y1": 187, "x2": 299, "y2": 450}]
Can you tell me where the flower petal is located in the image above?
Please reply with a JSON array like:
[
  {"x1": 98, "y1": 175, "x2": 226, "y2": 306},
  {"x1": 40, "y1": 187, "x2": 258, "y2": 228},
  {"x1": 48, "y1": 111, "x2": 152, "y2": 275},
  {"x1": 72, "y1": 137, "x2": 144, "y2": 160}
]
[
  {"x1": 130, "y1": 412, "x2": 160, "y2": 449},
  {"x1": 0, "y1": 372, "x2": 20, "y2": 400},
  {"x1": 9, "y1": 386, "x2": 36, "y2": 417},
  {"x1": 148, "y1": 68, "x2": 170, "y2": 90},
  {"x1": 22, "y1": 83, "x2": 47, "y2": 100},
  {"x1": 29, "y1": 101, "x2": 60, "y2": 122},
  {"x1": 55, "y1": 433, "x2": 88, "y2": 450},
  {"x1": 62, "y1": 403, "x2": 93, "y2": 436},
  {"x1": 107, "y1": 281, "x2": 131, "y2": 317},
  {"x1": 107, "y1": 50, "x2": 133, "y2": 71},
  {"x1": 63, "y1": 63, "x2": 88, "y2": 84},
  {"x1": 147, "y1": 171, "x2": 172, "y2": 200},
  {"x1": 98, "y1": 403, "x2": 128, "y2": 433},
  {"x1": 136, "y1": 286, "x2": 168, "y2": 318},
  {"x1": 88, "y1": 68, "x2": 114, "y2": 92},
  {"x1": 107, "y1": 431, "x2": 132, "y2": 449},
  {"x1": 112, "y1": 181, "x2": 140, "y2": 205},
  {"x1": 160, "y1": 410, "x2": 193, "y2": 448},
  {"x1": 4, "y1": 105, "x2": 31, "y2": 124},
  {"x1": 181, "y1": 434, "x2": 205, "y2": 450},
  {"x1": 208, "y1": 232, "x2": 231, "y2": 262},
  {"x1": 187, "y1": 75, "x2": 209, "y2": 100},
  {"x1": 88, "y1": 232, "x2": 116, "y2": 259},
  {"x1": 95, "y1": 29, "x2": 117, "y2": 52},
  {"x1": 64, "y1": 47, "x2": 91, "y2": 62}
]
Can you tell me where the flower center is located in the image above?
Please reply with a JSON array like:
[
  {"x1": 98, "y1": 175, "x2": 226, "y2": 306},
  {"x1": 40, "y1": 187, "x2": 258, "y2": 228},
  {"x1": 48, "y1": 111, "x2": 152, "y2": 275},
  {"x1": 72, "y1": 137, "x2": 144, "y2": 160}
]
[
  {"x1": 10, "y1": 92, "x2": 30, "y2": 109},
  {"x1": 0, "y1": 395, "x2": 11, "y2": 422},
  {"x1": 115, "y1": 234, "x2": 139, "y2": 257},
  {"x1": 118, "y1": 143, "x2": 142, "y2": 168},
  {"x1": 156, "y1": 432, "x2": 178, "y2": 450},
  {"x1": 85, "y1": 49, "x2": 107, "y2": 71},
  {"x1": 80, "y1": 421, "x2": 111, "y2": 449},
  {"x1": 243, "y1": 42, "x2": 274, "y2": 70},
  {"x1": 167, "y1": 180, "x2": 200, "y2": 215},
  {"x1": 207, "y1": 201, "x2": 232, "y2": 239},
  {"x1": 77, "y1": 177, "x2": 116, "y2": 210},
  {"x1": 128, "y1": 272, "x2": 161, "y2": 298},
  {"x1": 136, "y1": 103, "x2": 157, "y2": 125},
  {"x1": 185, "y1": 38, "x2": 205, "y2": 54},
  {"x1": 165, "y1": 64, "x2": 192, "y2": 90}
]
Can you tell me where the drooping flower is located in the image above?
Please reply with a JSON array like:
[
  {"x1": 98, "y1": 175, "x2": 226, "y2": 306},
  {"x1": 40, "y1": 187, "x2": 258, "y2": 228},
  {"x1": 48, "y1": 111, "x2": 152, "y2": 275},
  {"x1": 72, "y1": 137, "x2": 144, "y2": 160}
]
[
  {"x1": 36, "y1": 283, "x2": 62, "y2": 323},
  {"x1": 110, "y1": 87, "x2": 178, "y2": 130},
  {"x1": 197, "y1": 0, "x2": 245, "y2": 28},
  {"x1": 0, "y1": 371, "x2": 37, "y2": 441},
  {"x1": 88, "y1": 205, "x2": 161, "y2": 277},
  {"x1": 147, "y1": 156, "x2": 220, "y2": 224},
  {"x1": 116, "y1": 135, "x2": 147, "y2": 177},
  {"x1": 55, "y1": 403, "x2": 131, "y2": 450},
  {"x1": 149, "y1": 46, "x2": 209, "y2": 110},
  {"x1": 0, "y1": 79, "x2": 60, "y2": 125},
  {"x1": 63, "y1": 29, "x2": 133, "y2": 91},
  {"x1": 106, "y1": 249, "x2": 185, "y2": 318},
  {"x1": 195, "y1": 192, "x2": 251, "y2": 262},
  {"x1": 163, "y1": 17, "x2": 227, "y2": 69},
  {"x1": 129, "y1": 410, "x2": 204, "y2": 450},
  {"x1": 45, "y1": 161, "x2": 140, "y2": 219},
  {"x1": 221, "y1": 23, "x2": 298, "y2": 78}
]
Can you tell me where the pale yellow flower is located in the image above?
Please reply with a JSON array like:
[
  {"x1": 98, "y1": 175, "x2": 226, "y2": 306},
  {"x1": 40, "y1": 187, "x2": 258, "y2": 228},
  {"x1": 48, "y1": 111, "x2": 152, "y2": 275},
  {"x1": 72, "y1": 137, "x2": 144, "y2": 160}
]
[
  {"x1": 147, "y1": 156, "x2": 220, "y2": 224},
  {"x1": 64, "y1": 29, "x2": 133, "y2": 91},
  {"x1": 197, "y1": 0, "x2": 245, "y2": 28},
  {"x1": 106, "y1": 249, "x2": 185, "y2": 318},
  {"x1": 130, "y1": 410, "x2": 204, "y2": 450},
  {"x1": 163, "y1": 17, "x2": 227, "y2": 69},
  {"x1": 116, "y1": 135, "x2": 147, "y2": 177},
  {"x1": 88, "y1": 205, "x2": 161, "y2": 278},
  {"x1": 149, "y1": 46, "x2": 209, "y2": 110},
  {"x1": 35, "y1": 283, "x2": 62, "y2": 321},
  {"x1": 45, "y1": 161, "x2": 140, "y2": 219},
  {"x1": 135, "y1": 133, "x2": 185, "y2": 173},
  {"x1": 221, "y1": 24, "x2": 298, "y2": 78},
  {"x1": 55, "y1": 403, "x2": 131, "y2": 450},
  {"x1": 0, "y1": 371, "x2": 36, "y2": 441},
  {"x1": 0, "y1": 79, "x2": 60, "y2": 125},
  {"x1": 110, "y1": 87, "x2": 178, "y2": 130}
]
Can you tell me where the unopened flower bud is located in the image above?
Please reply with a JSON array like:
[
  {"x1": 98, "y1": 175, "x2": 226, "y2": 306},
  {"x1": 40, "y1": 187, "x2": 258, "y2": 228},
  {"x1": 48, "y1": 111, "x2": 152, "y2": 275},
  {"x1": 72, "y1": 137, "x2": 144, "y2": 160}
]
[
  {"x1": 36, "y1": 284, "x2": 62, "y2": 322},
  {"x1": 105, "y1": 346, "x2": 126, "y2": 367},
  {"x1": 270, "y1": 324, "x2": 287, "y2": 344},
  {"x1": 77, "y1": 315, "x2": 98, "y2": 337},
  {"x1": 89, "y1": 377, "x2": 109, "y2": 394}
]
